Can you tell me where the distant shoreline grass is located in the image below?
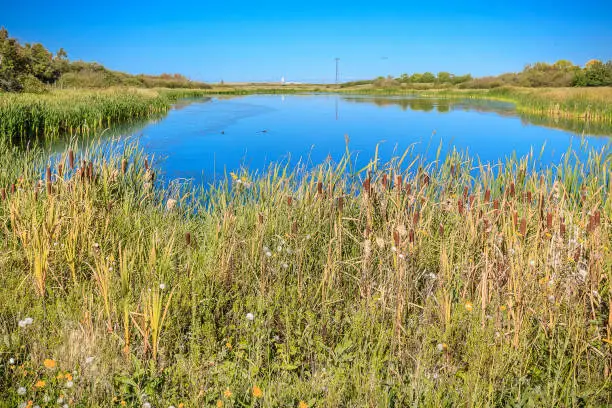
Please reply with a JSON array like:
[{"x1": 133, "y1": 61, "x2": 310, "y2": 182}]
[{"x1": 0, "y1": 140, "x2": 610, "y2": 406}]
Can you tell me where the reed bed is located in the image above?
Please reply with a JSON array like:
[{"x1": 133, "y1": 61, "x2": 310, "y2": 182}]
[
  {"x1": 0, "y1": 140, "x2": 610, "y2": 407},
  {"x1": 0, "y1": 88, "x2": 215, "y2": 141}
]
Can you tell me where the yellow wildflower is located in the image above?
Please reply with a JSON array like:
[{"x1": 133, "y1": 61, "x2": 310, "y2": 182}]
[
  {"x1": 465, "y1": 301, "x2": 473, "y2": 312},
  {"x1": 299, "y1": 401, "x2": 308, "y2": 408},
  {"x1": 230, "y1": 172, "x2": 238, "y2": 180},
  {"x1": 178, "y1": 404, "x2": 184, "y2": 408},
  {"x1": 65, "y1": 373, "x2": 73, "y2": 381},
  {"x1": 500, "y1": 305, "x2": 507, "y2": 312},
  {"x1": 216, "y1": 400, "x2": 223, "y2": 407},
  {"x1": 120, "y1": 401, "x2": 126, "y2": 406},
  {"x1": 252, "y1": 385, "x2": 263, "y2": 398},
  {"x1": 56, "y1": 372, "x2": 65, "y2": 380},
  {"x1": 223, "y1": 388, "x2": 232, "y2": 398},
  {"x1": 35, "y1": 380, "x2": 46, "y2": 388},
  {"x1": 226, "y1": 342, "x2": 232, "y2": 350},
  {"x1": 43, "y1": 359, "x2": 56, "y2": 369}
]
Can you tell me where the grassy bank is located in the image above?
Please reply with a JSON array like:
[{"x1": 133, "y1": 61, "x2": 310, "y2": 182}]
[
  {"x1": 0, "y1": 140, "x2": 610, "y2": 407},
  {"x1": 0, "y1": 88, "x2": 214, "y2": 140}
]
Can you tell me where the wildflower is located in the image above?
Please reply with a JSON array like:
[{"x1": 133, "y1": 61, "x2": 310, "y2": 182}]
[
  {"x1": 282, "y1": 263, "x2": 289, "y2": 269},
  {"x1": 464, "y1": 301, "x2": 473, "y2": 312},
  {"x1": 299, "y1": 401, "x2": 308, "y2": 408},
  {"x1": 224, "y1": 388, "x2": 232, "y2": 398},
  {"x1": 57, "y1": 372, "x2": 65, "y2": 380},
  {"x1": 9, "y1": 358, "x2": 15, "y2": 365},
  {"x1": 548, "y1": 295, "x2": 555, "y2": 303},
  {"x1": 428, "y1": 272, "x2": 437, "y2": 280},
  {"x1": 226, "y1": 342, "x2": 232, "y2": 350},
  {"x1": 529, "y1": 260, "x2": 535, "y2": 267},
  {"x1": 277, "y1": 245, "x2": 282, "y2": 252},
  {"x1": 57, "y1": 397, "x2": 64, "y2": 404},
  {"x1": 500, "y1": 305, "x2": 507, "y2": 312},
  {"x1": 159, "y1": 283, "x2": 166, "y2": 290},
  {"x1": 178, "y1": 404, "x2": 184, "y2": 408},
  {"x1": 252, "y1": 385, "x2": 263, "y2": 398},
  {"x1": 121, "y1": 401, "x2": 126, "y2": 407},
  {"x1": 43, "y1": 359, "x2": 56, "y2": 369},
  {"x1": 17, "y1": 386, "x2": 26, "y2": 395},
  {"x1": 65, "y1": 380, "x2": 74, "y2": 388},
  {"x1": 436, "y1": 343, "x2": 447, "y2": 352},
  {"x1": 216, "y1": 400, "x2": 223, "y2": 407},
  {"x1": 34, "y1": 380, "x2": 45, "y2": 388},
  {"x1": 265, "y1": 251, "x2": 272, "y2": 257},
  {"x1": 143, "y1": 403, "x2": 151, "y2": 408},
  {"x1": 65, "y1": 373, "x2": 73, "y2": 381},
  {"x1": 246, "y1": 312, "x2": 254, "y2": 321}
]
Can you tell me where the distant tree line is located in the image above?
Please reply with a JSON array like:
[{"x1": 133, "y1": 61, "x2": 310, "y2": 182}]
[
  {"x1": 0, "y1": 27, "x2": 210, "y2": 92},
  {"x1": 342, "y1": 59, "x2": 612, "y2": 89}
]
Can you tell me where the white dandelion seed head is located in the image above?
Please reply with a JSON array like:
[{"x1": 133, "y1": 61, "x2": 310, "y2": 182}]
[
  {"x1": 436, "y1": 343, "x2": 445, "y2": 352},
  {"x1": 65, "y1": 380, "x2": 74, "y2": 388},
  {"x1": 18, "y1": 320, "x2": 27, "y2": 328},
  {"x1": 265, "y1": 251, "x2": 272, "y2": 257},
  {"x1": 428, "y1": 272, "x2": 437, "y2": 280},
  {"x1": 159, "y1": 283, "x2": 166, "y2": 290},
  {"x1": 391, "y1": 246, "x2": 397, "y2": 252},
  {"x1": 306, "y1": 234, "x2": 311, "y2": 240},
  {"x1": 246, "y1": 312, "x2": 254, "y2": 321},
  {"x1": 548, "y1": 295, "x2": 555, "y2": 303},
  {"x1": 24, "y1": 317, "x2": 33, "y2": 325},
  {"x1": 43, "y1": 395, "x2": 50, "y2": 403},
  {"x1": 277, "y1": 246, "x2": 282, "y2": 252},
  {"x1": 282, "y1": 263, "x2": 288, "y2": 269},
  {"x1": 17, "y1": 386, "x2": 26, "y2": 395},
  {"x1": 9, "y1": 358, "x2": 15, "y2": 365},
  {"x1": 529, "y1": 260, "x2": 536, "y2": 267}
]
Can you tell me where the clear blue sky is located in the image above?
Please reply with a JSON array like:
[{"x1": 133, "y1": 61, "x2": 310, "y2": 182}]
[{"x1": 3, "y1": 0, "x2": 611, "y2": 83}]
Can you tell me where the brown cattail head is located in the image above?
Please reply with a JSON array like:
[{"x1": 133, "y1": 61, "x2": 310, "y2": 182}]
[
  {"x1": 57, "y1": 163, "x2": 63, "y2": 178},
  {"x1": 560, "y1": 223, "x2": 566, "y2": 237},
  {"x1": 413, "y1": 211, "x2": 419, "y2": 226},
  {"x1": 458, "y1": 199, "x2": 464, "y2": 215},
  {"x1": 594, "y1": 210, "x2": 601, "y2": 227},
  {"x1": 337, "y1": 196, "x2": 344, "y2": 211},
  {"x1": 185, "y1": 232, "x2": 192, "y2": 247},
  {"x1": 527, "y1": 191, "x2": 532, "y2": 203},
  {"x1": 395, "y1": 175, "x2": 402, "y2": 192},
  {"x1": 121, "y1": 159, "x2": 128, "y2": 175},
  {"x1": 519, "y1": 218, "x2": 527, "y2": 237},
  {"x1": 463, "y1": 186, "x2": 469, "y2": 201},
  {"x1": 45, "y1": 166, "x2": 51, "y2": 184},
  {"x1": 68, "y1": 149, "x2": 75, "y2": 170},
  {"x1": 493, "y1": 199, "x2": 500, "y2": 215},
  {"x1": 574, "y1": 247, "x2": 581, "y2": 262},
  {"x1": 484, "y1": 189, "x2": 491, "y2": 203},
  {"x1": 10, "y1": 184, "x2": 15, "y2": 194},
  {"x1": 508, "y1": 182, "x2": 515, "y2": 198},
  {"x1": 317, "y1": 181, "x2": 323, "y2": 196},
  {"x1": 422, "y1": 173, "x2": 430, "y2": 186},
  {"x1": 258, "y1": 213, "x2": 264, "y2": 224},
  {"x1": 381, "y1": 173, "x2": 388, "y2": 189},
  {"x1": 450, "y1": 164, "x2": 456, "y2": 178},
  {"x1": 292, "y1": 220, "x2": 298, "y2": 234},
  {"x1": 144, "y1": 158, "x2": 149, "y2": 171},
  {"x1": 546, "y1": 212, "x2": 553, "y2": 230},
  {"x1": 0, "y1": 188, "x2": 5, "y2": 201},
  {"x1": 87, "y1": 162, "x2": 94, "y2": 181},
  {"x1": 469, "y1": 195, "x2": 475, "y2": 208},
  {"x1": 405, "y1": 183, "x2": 411, "y2": 195},
  {"x1": 363, "y1": 178, "x2": 371, "y2": 196},
  {"x1": 287, "y1": 196, "x2": 293, "y2": 206},
  {"x1": 409, "y1": 228, "x2": 415, "y2": 243},
  {"x1": 393, "y1": 230, "x2": 400, "y2": 247},
  {"x1": 513, "y1": 211, "x2": 518, "y2": 228},
  {"x1": 46, "y1": 182, "x2": 52, "y2": 195}
]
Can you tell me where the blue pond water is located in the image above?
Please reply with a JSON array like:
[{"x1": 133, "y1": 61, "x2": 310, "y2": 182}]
[{"x1": 107, "y1": 94, "x2": 610, "y2": 184}]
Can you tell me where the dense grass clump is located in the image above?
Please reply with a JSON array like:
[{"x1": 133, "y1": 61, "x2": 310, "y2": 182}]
[
  {"x1": 0, "y1": 88, "x2": 215, "y2": 141},
  {"x1": 0, "y1": 141, "x2": 610, "y2": 407}
]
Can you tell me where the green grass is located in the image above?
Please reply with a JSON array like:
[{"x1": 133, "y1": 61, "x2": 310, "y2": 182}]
[{"x1": 0, "y1": 139, "x2": 610, "y2": 407}]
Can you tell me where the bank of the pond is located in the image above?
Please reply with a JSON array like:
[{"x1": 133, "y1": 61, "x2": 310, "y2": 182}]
[{"x1": 0, "y1": 88, "x2": 214, "y2": 140}]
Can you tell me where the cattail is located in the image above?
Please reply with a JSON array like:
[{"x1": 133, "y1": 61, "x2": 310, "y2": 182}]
[
  {"x1": 258, "y1": 213, "x2": 264, "y2": 224},
  {"x1": 450, "y1": 164, "x2": 456, "y2": 178},
  {"x1": 546, "y1": 212, "x2": 553, "y2": 230},
  {"x1": 337, "y1": 196, "x2": 344, "y2": 211},
  {"x1": 57, "y1": 163, "x2": 64, "y2": 178},
  {"x1": 363, "y1": 178, "x2": 371, "y2": 196},
  {"x1": 405, "y1": 183, "x2": 411, "y2": 195},
  {"x1": 68, "y1": 149, "x2": 75, "y2": 169},
  {"x1": 560, "y1": 223, "x2": 566, "y2": 237},
  {"x1": 45, "y1": 166, "x2": 51, "y2": 184},
  {"x1": 513, "y1": 211, "x2": 518, "y2": 228},
  {"x1": 508, "y1": 182, "x2": 515, "y2": 198},
  {"x1": 458, "y1": 199, "x2": 464, "y2": 215},
  {"x1": 10, "y1": 184, "x2": 15, "y2": 194},
  {"x1": 121, "y1": 159, "x2": 128, "y2": 175},
  {"x1": 493, "y1": 199, "x2": 500, "y2": 212},
  {"x1": 594, "y1": 210, "x2": 601, "y2": 227},
  {"x1": 292, "y1": 220, "x2": 298, "y2": 234},
  {"x1": 439, "y1": 223, "x2": 444, "y2": 236},
  {"x1": 527, "y1": 191, "x2": 532, "y2": 203},
  {"x1": 422, "y1": 173, "x2": 430, "y2": 186},
  {"x1": 409, "y1": 229, "x2": 415, "y2": 243},
  {"x1": 395, "y1": 175, "x2": 402, "y2": 192},
  {"x1": 484, "y1": 189, "x2": 491, "y2": 203},
  {"x1": 185, "y1": 232, "x2": 192, "y2": 247},
  {"x1": 469, "y1": 195, "x2": 475, "y2": 208},
  {"x1": 463, "y1": 186, "x2": 468, "y2": 201},
  {"x1": 412, "y1": 211, "x2": 419, "y2": 226},
  {"x1": 287, "y1": 196, "x2": 293, "y2": 206},
  {"x1": 393, "y1": 230, "x2": 400, "y2": 247},
  {"x1": 381, "y1": 173, "x2": 388, "y2": 189},
  {"x1": 574, "y1": 247, "x2": 581, "y2": 262},
  {"x1": 317, "y1": 181, "x2": 323, "y2": 196},
  {"x1": 519, "y1": 218, "x2": 527, "y2": 237},
  {"x1": 144, "y1": 158, "x2": 149, "y2": 171}
]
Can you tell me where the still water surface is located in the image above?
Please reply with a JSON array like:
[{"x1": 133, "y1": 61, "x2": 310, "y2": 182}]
[{"x1": 84, "y1": 94, "x2": 611, "y2": 184}]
